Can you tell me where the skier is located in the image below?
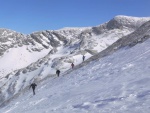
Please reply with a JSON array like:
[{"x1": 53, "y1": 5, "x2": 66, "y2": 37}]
[
  {"x1": 82, "y1": 55, "x2": 85, "y2": 62},
  {"x1": 71, "y1": 63, "x2": 74, "y2": 69},
  {"x1": 29, "y1": 83, "x2": 37, "y2": 95},
  {"x1": 56, "y1": 69, "x2": 60, "y2": 77}
]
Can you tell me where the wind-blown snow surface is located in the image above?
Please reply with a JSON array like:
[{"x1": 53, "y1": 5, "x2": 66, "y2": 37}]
[{"x1": 1, "y1": 38, "x2": 150, "y2": 112}]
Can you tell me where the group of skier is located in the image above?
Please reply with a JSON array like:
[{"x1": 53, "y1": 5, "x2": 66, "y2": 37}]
[
  {"x1": 30, "y1": 55, "x2": 86, "y2": 95},
  {"x1": 55, "y1": 62, "x2": 74, "y2": 78}
]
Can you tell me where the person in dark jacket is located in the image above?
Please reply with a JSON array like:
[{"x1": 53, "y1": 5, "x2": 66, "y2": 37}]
[
  {"x1": 71, "y1": 63, "x2": 74, "y2": 69},
  {"x1": 82, "y1": 55, "x2": 85, "y2": 62},
  {"x1": 56, "y1": 70, "x2": 60, "y2": 77},
  {"x1": 29, "y1": 83, "x2": 37, "y2": 95}
]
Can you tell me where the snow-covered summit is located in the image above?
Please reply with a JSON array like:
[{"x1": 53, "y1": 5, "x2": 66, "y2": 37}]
[
  {"x1": 114, "y1": 15, "x2": 150, "y2": 20},
  {"x1": 106, "y1": 15, "x2": 150, "y2": 30},
  {"x1": 57, "y1": 27, "x2": 91, "y2": 31}
]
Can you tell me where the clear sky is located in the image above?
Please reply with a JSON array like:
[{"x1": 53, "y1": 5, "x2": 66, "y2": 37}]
[{"x1": 0, "y1": 0, "x2": 149, "y2": 34}]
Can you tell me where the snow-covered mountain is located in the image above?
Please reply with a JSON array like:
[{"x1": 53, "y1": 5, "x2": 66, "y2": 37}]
[
  {"x1": 0, "y1": 15, "x2": 150, "y2": 107},
  {"x1": 0, "y1": 16, "x2": 150, "y2": 113}
]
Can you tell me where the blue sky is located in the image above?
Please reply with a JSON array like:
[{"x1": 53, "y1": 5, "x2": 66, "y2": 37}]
[{"x1": 0, "y1": 0, "x2": 149, "y2": 34}]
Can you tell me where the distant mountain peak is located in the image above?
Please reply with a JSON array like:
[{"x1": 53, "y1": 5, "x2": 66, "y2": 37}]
[
  {"x1": 105, "y1": 15, "x2": 150, "y2": 30},
  {"x1": 114, "y1": 15, "x2": 150, "y2": 20}
]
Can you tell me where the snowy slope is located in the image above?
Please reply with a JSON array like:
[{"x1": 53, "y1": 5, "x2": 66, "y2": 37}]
[
  {"x1": 0, "y1": 29, "x2": 52, "y2": 77},
  {"x1": 0, "y1": 46, "x2": 51, "y2": 77},
  {"x1": 0, "y1": 15, "x2": 150, "y2": 107},
  {"x1": 0, "y1": 32, "x2": 150, "y2": 113}
]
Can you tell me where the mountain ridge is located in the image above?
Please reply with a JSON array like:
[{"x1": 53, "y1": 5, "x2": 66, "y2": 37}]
[{"x1": 0, "y1": 15, "x2": 150, "y2": 106}]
